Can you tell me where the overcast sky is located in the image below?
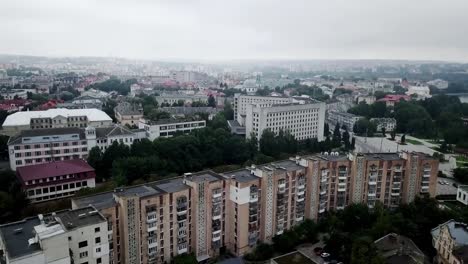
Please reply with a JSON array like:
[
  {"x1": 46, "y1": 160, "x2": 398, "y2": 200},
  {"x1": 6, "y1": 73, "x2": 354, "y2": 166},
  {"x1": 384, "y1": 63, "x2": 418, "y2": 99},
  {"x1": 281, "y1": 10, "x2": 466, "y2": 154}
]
[{"x1": 1, "y1": 0, "x2": 468, "y2": 62}]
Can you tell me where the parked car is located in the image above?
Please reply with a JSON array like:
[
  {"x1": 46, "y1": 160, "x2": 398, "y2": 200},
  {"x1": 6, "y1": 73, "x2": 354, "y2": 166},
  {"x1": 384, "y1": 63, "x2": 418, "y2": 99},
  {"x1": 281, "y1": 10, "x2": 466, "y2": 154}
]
[{"x1": 321, "y1": 252, "x2": 331, "y2": 258}]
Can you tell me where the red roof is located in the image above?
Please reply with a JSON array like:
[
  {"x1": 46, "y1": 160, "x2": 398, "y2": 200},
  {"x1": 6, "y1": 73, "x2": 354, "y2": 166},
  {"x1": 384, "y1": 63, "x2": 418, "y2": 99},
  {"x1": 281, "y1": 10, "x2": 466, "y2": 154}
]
[
  {"x1": 16, "y1": 159, "x2": 95, "y2": 182},
  {"x1": 378, "y1": 94, "x2": 410, "y2": 102}
]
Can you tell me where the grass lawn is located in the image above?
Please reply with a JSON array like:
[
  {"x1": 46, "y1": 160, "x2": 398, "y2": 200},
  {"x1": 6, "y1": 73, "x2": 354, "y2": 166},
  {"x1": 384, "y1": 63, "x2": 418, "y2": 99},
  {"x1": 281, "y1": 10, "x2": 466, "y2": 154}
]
[
  {"x1": 442, "y1": 201, "x2": 466, "y2": 212},
  {"x1": 456, "y1": 156, "x2": 468, "y2": 162},
  {"x1": 405, "y1": 138, "x2": 423, "y2": 145}
]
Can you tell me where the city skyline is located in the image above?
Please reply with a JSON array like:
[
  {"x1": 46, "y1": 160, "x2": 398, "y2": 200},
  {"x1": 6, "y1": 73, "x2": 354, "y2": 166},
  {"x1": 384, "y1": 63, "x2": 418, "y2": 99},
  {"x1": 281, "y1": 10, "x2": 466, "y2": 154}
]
[{"x1": 2, "y1": 0, "x2": 468, "y2": 62}]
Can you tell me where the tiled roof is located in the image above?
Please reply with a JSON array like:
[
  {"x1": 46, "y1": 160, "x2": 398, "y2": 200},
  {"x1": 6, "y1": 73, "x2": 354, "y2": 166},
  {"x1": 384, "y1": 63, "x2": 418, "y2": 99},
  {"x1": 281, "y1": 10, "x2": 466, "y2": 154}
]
[{"x1": 16, "y1": 159, "x2": 95, "y2": 182}]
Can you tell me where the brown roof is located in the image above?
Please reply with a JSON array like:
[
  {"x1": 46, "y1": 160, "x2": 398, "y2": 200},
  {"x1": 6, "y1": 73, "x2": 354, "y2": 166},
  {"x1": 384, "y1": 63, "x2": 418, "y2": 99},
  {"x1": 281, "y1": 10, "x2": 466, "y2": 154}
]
[{"x1": 16, "y1": 159, "x2": 95, "y2": 182}]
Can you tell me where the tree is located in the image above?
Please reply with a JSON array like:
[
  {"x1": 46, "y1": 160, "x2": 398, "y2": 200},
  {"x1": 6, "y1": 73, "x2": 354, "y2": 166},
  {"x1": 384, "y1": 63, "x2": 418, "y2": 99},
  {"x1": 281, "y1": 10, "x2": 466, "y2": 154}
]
[
  {"x1": 87, "y1": 147, "x2": 103, "y2": 179},
  {"x1": 247, "y1": 133, "x2": 258, "y2": 159},
  {"x1": 353, "y1": 118, "x2": 377, "y2": 137},
  {"x1": 223, "y1": 101, "x2": 234, "y2": 120},
  {"x1": 453, "y1": 168, "x2": 468, "y2": 184},
  {"x1": 333, "y1": 123, "x2": 342, "y2": 147},
  {"x1": 207, "y1": 95, "x2": 216, "y2": 107},
  {"x1": 381, "y1": 127, "x2": 386, "y2": 137},
  {"x1": 342, "y1": 129, "x2": 351, "y2": 150},
  {"x1": 324, "y1": 123, "x2": 330, "y2": 138},
  {"x1": 401, "y1": 134, "x2": 406, "y2": 144},
  {"x1": 259, "y1": 129, "x2": 278, "y2": 157},
  {"x1": 350, "y1": 236, "x2": 385, "y2": 264}
]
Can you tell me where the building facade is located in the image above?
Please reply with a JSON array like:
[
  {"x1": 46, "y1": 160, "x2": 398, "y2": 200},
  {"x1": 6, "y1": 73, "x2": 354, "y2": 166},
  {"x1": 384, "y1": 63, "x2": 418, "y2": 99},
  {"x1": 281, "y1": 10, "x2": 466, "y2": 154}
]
[
  {"x1": 327, "y1": 111, "x2": 362, "y2": 131},
  {"x1": 431, "y1": 220, "x2": 468, "y2": 264},
  {"x1": 16, "y1": 159, "x2": 96, "y2": 203},
  {"x1": 245, "y1": 102, "x2": 326, "y2": 141},
  {"x1": 0, "y1": 206, "x2": 109, "y2": 264},
  {"x1": 138, "y1": 118, "x2": 206, "y2": 141},
  {"x1": 457, "y1": 185, "x2": 468, "y2": 206},
  {"x1": 370, "y1": 118, "x2": 397, "y2": 131},
  {"x1": 114, "y1": 102, "x2": 143, "y2": 126},
  {"x1": 233, "y1": 94, "x2": 291, "y2": 125},
  {"x1": 71, "y1": 151, "x2": 438, "y2": 264},
  {"x1": 2, "y1": 108, "x2": 112, "y2": 136}
]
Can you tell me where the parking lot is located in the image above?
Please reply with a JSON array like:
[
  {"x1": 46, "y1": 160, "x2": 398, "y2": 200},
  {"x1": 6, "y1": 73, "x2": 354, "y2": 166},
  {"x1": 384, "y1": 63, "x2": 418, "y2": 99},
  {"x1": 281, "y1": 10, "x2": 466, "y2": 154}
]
[{"x1": 436, "y1": 177, "x2": 458, "y2": 196}]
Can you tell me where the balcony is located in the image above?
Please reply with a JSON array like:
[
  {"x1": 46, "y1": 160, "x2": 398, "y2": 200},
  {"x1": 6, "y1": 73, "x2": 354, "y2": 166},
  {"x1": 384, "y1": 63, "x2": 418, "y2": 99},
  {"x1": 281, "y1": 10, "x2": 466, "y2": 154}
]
[
  {"x1": 338, "y1": 187, "x2": 346, "y2": 192},
  {"x1": 250, "y1": 194, "x2": 258, "y2": 203},
  {"x1": 147, "y1": 223, "x2": 157, "y2": 232},
  {"x1": 276, "y1": 229, "x2": 284, "y2": 235},
  {"x1": 297, "y1": 183, "x2": 305, "y2": 190},
  {"x1": 319, "y1": 208, "x2": 326, "y2": 213},
  {"x1": 178, "y1": 243, "x2": 188, "y2": 254},
  {"x1": 212, "y1": 191, "x2": 222, "y2": 199},
  {"x1": 278, "y1": 182, "x2": 286, "y2": 189},
  {"x1": 296, "y1": 196, "x2": 305, "y2": 202},
  {"x1": 212, "y1": 233, "x2": 221, "y2": 242},
  {"x1": 297, "y1": 189, "x2": 305, "y2": 196},
  {"x1": 148, "y1": 239, "x2": 158, "y2": 248},
  {"x1": 423, "y1": 173, "x2": 431, "y2": 178},
  {"x1": 177, "y1": 214, "x2": 187, "y2": 222},
  {"x1": 368, "y1": 192, "x2": 376, "y2": 197},
  {"x1": 278, "y1": 186, "x2": 286, "y2": 193},
  {"x1": 295, "y1": 216, "x2": 304, "y2": 222},
  {"x1": 320, "y1": 190, "x2": 327, "y2": 195},
  {"x1": 336, "y1": 205, "x2": 345, "y2": 210},
  {"x1": 391, "y1": 192, "x2": 400, "y2": 196},
  {"x1": 212, "y1": 210, "x2": 222, "y2": 220},
  {"x1": 421, "y1": 186, "x2": 429, "y2": 193},
  {"x1": 368, "y1": 178, "x2": 377, "y2": 185},
  {"x1": 321, "y1": 177, "x2": 328, "y2": 183},
  {"x1": 147, "y1": 212, "x2": 157, "y2": 223},
  {"x1": 177, "y1": 206, "x2": 187, "y2": 216}
]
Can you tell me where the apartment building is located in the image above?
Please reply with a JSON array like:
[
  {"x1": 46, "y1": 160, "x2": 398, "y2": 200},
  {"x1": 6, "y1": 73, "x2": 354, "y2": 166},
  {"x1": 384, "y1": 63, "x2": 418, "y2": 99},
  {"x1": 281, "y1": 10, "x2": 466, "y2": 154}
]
[
  {"x1": 245, "y1": 101, "x2": 325, "y2": 141},
  {"x1": 16, "y1": 159, "x2": 96, "y2": 203},
  {"x1": 114, "y1": 102, "x2": 143, "y2": 126},
  {"x1": 70, "y1": 151, "x2": 438, "y2": 263},
  {"x1": 138, "y1": 118, "x2": 206, "y2": 141},
  {"x1": 8, "y1": 127, "x2": 89, "y2": 170},
  {"x1": 1, "y1": 108, "x2": 112, "y2": 136},
  {"x1": 0, "y1": 206, "x2": 109, "y2": 264},
  {"x1": 431, "y1": 220, "x2": 468, "y2": 264},
  {"x1": 233, "y1": 94, "x2": 291, "y2": 125},
  {"x1": 457, "y1": 185, "x2": 468, "y2": 206},
  {"x1": 370, "y1": 117, "x2": 397, "y2": 132},
  {"x1": 327, "y1": 111, "x2": 362, "y2": 131}
]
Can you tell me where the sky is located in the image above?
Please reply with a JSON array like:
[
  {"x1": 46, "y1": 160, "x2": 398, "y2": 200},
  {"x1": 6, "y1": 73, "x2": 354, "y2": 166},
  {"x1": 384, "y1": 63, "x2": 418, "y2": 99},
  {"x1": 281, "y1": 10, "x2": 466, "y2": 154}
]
[{"x1": 1, "y1": 0, "x2": 468, "y2": 62}]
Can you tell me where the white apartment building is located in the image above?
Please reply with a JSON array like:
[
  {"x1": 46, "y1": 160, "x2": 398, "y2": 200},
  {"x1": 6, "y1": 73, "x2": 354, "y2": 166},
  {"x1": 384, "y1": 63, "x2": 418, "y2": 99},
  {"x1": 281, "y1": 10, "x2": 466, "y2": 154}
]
[
  {"x1": 8, "y1": 127, "x2": 90, "y2": 171},
  {"x1": 233, "y1": 94, "x2": 292, "y2": 126},
  {"x1": 457, "y1": 185, "x2": 468, "y2": 205},
  {"x1": 139, "y1": 118, "x2": 206, "y2": 141},
  {"x1": 245, "y1": 101, "x2": 325, "y2": 141},
  {"x1": 327, "y1": 111, "x2": 362, "y2": 131},
  {"x1": 0, "y1": 206, "x2": 109, "y2": 264},
  {"x1": 406, "y1": 85, "x2": 432, "y2": 99},
  {"x1": 1, "y1": 108, "x2": 113, "y2": 136}
]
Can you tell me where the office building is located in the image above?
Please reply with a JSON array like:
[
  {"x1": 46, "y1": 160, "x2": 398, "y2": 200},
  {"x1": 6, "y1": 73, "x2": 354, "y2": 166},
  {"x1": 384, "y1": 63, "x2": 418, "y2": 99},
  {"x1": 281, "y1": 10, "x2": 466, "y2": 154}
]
[
  {"x1": 16, "y1": 159, "x2": 96, "y2": 203},
  {"x1": 71, "y1": 151, "x2": 438, "y2": 263},
  {"x1": 245, "y1": 101, "x2": 325, "y2": 141},
  {"x1": 138, "y1": 118, "x2": 206, "y2": 141},
  {"x1": 233, "y1": 94, "x2": 291, "y2": 126},
  {"x1": 2, "y1": 108, "x2": 113, "y2": 136}
]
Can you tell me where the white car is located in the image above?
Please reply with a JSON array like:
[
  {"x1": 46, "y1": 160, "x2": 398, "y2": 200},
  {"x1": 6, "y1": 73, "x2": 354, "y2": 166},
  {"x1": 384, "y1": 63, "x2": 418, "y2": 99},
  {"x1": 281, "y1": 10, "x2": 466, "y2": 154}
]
[{"x1": 321, "y1": 252, "x2": 331, "y2": 258}]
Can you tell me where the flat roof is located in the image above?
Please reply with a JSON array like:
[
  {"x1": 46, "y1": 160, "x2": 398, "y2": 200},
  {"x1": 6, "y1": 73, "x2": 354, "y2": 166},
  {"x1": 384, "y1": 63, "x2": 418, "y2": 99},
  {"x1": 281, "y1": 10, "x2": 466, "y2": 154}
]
[
  {"x1": 187, "y1": 170, "x2": 224, "y2": 183},
  {"x1": 56, "y1": 206, "x2": 106, "y2": 230},
  {"x1": 0, "y1": 217, "x2": 42, "y2": 259},
  {"x1": 149, "y1": 177, "x2": 189, "y2": 193},
  {"x1": 308, "y1": 154, "x2": 350, "y2": 162},
  {"x1": 114, "y1": 185, "x2": 160, "y2": 198},
  {"x1": 361, "y1": 152, "x2": 402, "y2": 161},
  {"x1": 223, "y1": 169, "x2": 259, "y2": 183},
  {"x1": 142, "y1": 118, "x2": 205, "y2": 125},
  {"x1": 73, "y1": 191, "x2": 117, "y2": 210},
  {"x1": 268, "y1": 160, "x2": 305, "y2": 172},
  {"x1": 2, "y1": 108, "x2": 112, "y2": 126},
  {"x1": 459, "y1": 185, "x2": 468, "y2": 192}
]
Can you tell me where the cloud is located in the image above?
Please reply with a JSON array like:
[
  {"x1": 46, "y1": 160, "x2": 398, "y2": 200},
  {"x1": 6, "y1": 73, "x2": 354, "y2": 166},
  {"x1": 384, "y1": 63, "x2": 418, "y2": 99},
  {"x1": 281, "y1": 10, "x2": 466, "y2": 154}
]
[{"x1": 1, "y1": 0, "x2": 467, "y2": 61}]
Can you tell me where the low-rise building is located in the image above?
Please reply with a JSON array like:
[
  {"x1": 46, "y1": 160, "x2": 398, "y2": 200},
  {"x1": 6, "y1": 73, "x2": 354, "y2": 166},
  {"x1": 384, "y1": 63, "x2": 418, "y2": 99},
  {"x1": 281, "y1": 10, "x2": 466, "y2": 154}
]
[
  {"x1": 357, "y1": 95, "x2": 376, "y2": 105},
  {"x1": 377, "y1": 94, "x2": 410, "y2": 107},
  {"x1": 406, "y1": 86, "x2": 431, "y2": 100},
  {"x1": 370, "y1": 118, "x2": 397, "y2": 131},
  {"x1": 16, "y1": 159, "x2": 96, "y2": 203},
  {"x1": 327, "y1": 111, "x2": 362, "y2": 131},
  {"x1": 139, "y1": 118, "x2": 206, "y2": 141},
  {"x1": 0, "y1": 206, "x2": 109, "y2": 264},
  {"x1": 0, "y1": 89, "x2": 28, "y2": 100},
  {"x1": 1, "y1": 108, "x2": 113, "y2": 136},
  {"x1": 427, "y1": 79, "x2": 449, "y2": 90},
  {"x1": 374, "y1": 233, "x2": 426, "y2": 264},
  {"x1": 432, "y1": 220, "x2": 468, "y2": 264},
  {"x1": 114, "y1": 102, "x2": 143, "y2": 126},
  {"x1": 457, "y1": 185, "x2": 468, "y2": 206},
  {"x1": 86, "y1": 125, "x2": 139, "y2": 152}
]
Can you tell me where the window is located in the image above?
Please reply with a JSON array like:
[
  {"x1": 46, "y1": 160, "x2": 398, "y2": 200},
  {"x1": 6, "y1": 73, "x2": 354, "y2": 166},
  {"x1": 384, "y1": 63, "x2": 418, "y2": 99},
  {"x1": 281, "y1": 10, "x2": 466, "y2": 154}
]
[
  {"x1": 79, "y1": 251, "x2": 88, "y2": 258},
  {"x1": 50, "y1": 186, "x2": 55, "y2": 192},
  {"x1": 96, "y1": 247, "x2": 101, "y2": 253},
  {"x1": 97, "y1": 258, "x2": 102, "y2": 264},
  {"x1": 78, "y1": 241, "x2": 88, "y2": 248},
  {"x1": 70, "y1": 183, "x2": 75, "y2": 188},
  {"x1": 43, "y1": 188, "x2": 48, "y2": 194},
  {"x1": 95, "y1": 227, "x2": 100, "y2": 233},
  {"x1": 28, "y1": 190, "x2": 34, "y2": 196},
  {"x1": 63, "y1": 184, "x2": 69, "y2": 190},
  {"x1": 68, "y1": 236, "x2": 72, "y2": 241},
  {"x1": 57, "y1": 185, "x2": 62, "y2": 191},
  {"x1": 95, "y1": 237, "x2": 101, "y2": 243}
]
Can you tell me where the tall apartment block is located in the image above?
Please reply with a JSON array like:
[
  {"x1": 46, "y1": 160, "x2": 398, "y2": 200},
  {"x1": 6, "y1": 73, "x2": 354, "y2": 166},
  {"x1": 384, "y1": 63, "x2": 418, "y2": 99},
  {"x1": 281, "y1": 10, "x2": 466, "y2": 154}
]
[
  {"x1": 67, "y1": 151, "x2": 438, "y2": 263},
  {"x1": 0, "y1": 206, "x2": 110, "y2": 264},
  {"x1": 233, "y1": 94, "x2": 292, "y2": 125}
]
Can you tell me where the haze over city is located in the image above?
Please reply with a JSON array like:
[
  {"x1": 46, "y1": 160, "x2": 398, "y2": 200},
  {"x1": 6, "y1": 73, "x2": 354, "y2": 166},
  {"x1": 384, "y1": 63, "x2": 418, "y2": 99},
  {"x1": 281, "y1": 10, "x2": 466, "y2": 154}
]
[{"x1": 2, "y1": 0, "x2": 468, "y2": 61}]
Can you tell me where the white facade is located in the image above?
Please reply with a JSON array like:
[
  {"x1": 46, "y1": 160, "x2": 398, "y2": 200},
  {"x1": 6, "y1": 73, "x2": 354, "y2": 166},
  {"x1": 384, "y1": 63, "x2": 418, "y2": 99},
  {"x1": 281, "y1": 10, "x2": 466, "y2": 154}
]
[
  {"x1": 406, "y1": 86, "x2": 431, "y2": 99},
  {"x1": 245, "y1": 102, "x2": 325, "y2": 141},
  {"x1": 1, "y1": 89, "x2": 28, "y2": 100},
  {"x1": 457, "y1": 185, "x2": 468, "y2": 205},
  {"x1": 233, "y1": 94, "x2": 292, "y2": 125},
  {"x1": 139, "y1": 119, "x2": 206, "y2": 141}
]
